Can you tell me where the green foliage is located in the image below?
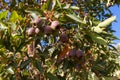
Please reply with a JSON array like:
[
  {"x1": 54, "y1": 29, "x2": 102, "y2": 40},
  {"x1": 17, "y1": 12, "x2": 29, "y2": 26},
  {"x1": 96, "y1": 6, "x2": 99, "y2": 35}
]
[
  {"x1": 9, "y1": 11, "x2": 22, "y2": 22},
  {"x1": 66, "y1": 14, "x2": 85, "y2": 24},
  {"x1": 0, "y1": 0, "x2": 120, "y2": 80},
  {"x1": 0, "y1": 10, "x2": 8, "y2": 20}
]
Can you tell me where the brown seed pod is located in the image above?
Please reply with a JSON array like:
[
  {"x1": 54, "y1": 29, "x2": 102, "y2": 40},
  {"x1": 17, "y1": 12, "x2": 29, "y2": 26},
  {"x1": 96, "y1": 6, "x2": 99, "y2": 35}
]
[
  {"x1": 68, "y1": 49, "x2": 76, "y2": 57},
  {"x1": 75, "y1": 49, "x2": 83, "y2": 58},
  {"x1": 44, "y1": 26, "x2": 52, "y2": 35},
  {"x1": 60, "y1": 33, "x2": 69, "y2": 43}
]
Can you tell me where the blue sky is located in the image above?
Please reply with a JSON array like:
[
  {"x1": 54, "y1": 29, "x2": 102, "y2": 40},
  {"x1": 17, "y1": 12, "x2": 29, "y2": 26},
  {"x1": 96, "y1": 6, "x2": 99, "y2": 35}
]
[{"x1": 110, "y1": 5, "x2": 120, "y2": 44}]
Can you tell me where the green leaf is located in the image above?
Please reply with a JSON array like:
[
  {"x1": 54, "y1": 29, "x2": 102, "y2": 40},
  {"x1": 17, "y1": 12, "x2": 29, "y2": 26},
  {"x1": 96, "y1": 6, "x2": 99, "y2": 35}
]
[
  {"x1": 56, "y1": 0, "x2": 61, "y2": 8},
  {"x1": 70, "y1": 6, "x2": 79, "y2": 10},
  {"x1": 20, "y1": 59, "x2": 31, "y2": 69},
  {"x1": 92, "y1": 64, "x2": 105, "y2": 72},
  {"x1": 7, "y1": 22, "x2": 16, "y2": 31},
  {"x1": 89, "y1": 33, "x2": 107, "y2": 45},
  {"x1": 49, "y1": 0, "x2": 56, "y2": 10},
  {"x1": 102, "y1": 77, "x2": 116, "y2": 80},
  {"x1": 0, "y1": 10, "x2": 8, "y2": 20},
  {"x1": 0, "y1": 22, "x2": 8, "y2": 30},
  {"x1": 91, "y1": 26, "x2": 103, "y2": 33},
  {"x1": 88, "y1": 71, "x2": 99, "y2": 80},
  {"x1": 41, "y1": 0, "x2": 56, "y2": 11},
  {"x1": 66, "y1": 14, "x2": 85, "y2": 24},
  {"x1": 97, "y1": 16, "x2": 116, "y2": 27},
  {"x1": 9, "y1": 11, "x2": 22, "y2": 22},
  {"x1": 45, "y1": 72, "x2": 58, "y2": 80},
  {"x1": 63, "y1": 4, "x2": 70, "y2": 9},
  {"x1": 7, "y1": 67, "x2": 14, "y2": 74},
  {"x1": 25, "y1": 10, "x2": 40, "y2": 20},
  {"x1": 0, "y1": 39, "x2": 4, "y2": 48},
  {"x1": 34, "y1": 60, "x2": 43, "y2": 73}
]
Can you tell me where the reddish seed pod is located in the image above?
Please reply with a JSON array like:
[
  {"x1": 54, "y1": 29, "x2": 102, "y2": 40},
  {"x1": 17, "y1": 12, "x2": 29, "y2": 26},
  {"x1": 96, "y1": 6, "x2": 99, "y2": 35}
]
[
  {"x1": 60, "y1": 33, "x2": 68, "y2": 43},
  {"x1": 50, "y1": 21, "x2": 60, "y2": 30},
  {"x1": 69, "y1": 49, "x2": 76, "y2": 57},
  {"x1": 27, "y1": 27, "x2": 35, "y2": 36},
  {"x1": 44, "y1": 26, "x2": 52, "y2": 35},
  {"x1": 76, "y1": 49, "x2": 83, "y2": 58}
]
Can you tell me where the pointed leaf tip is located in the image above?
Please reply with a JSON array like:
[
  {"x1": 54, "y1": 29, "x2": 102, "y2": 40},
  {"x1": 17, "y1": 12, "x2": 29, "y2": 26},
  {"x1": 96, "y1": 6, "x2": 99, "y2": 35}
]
[{"x1": 98, "y1": 16, "x2": 116, "y2": 27}]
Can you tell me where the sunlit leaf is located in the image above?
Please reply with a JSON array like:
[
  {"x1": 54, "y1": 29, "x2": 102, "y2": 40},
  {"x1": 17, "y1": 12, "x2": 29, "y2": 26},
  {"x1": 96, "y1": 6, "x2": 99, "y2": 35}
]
[
  {"x1": 0, "y1": 10, "x2": 8, "y2": 20},
  {"x1": 97, "y1": 16, "x2": 116, "y2": 27},
  {"x1": 70, "y1": 6, "x2": 79, "y2": 10},
  {"x1": 41, "y1": 0, "x2": 56, "y2": 11},
  {"x1": 91, "y1": 26, "x2": 104, "y2": 33},
  {"x1": 56, "y1": 0, "x2": 61, "y2": 8},
  {"x1": 63, "y1": 4, "x2": 70, "y2": 9},
  {"x1": 88, "y1": 71, "x2": 99, "y2": 80},
  {"x1": 7, "y1": 67, "x2": 14, "y2": 74},
  {"x1": 9, "y1": 11, "x2": 22, "y2": 22},
  {"x1": 7, "y1": 22, "x2": 17, "y2": 31},
  {"x1": 90, "y1": 33, "x2": 107, "y2": 45},
  {"x1": 48, "y1": 0, "x2": 56, "y2": 10},
  {"x1": 0, "y1": 22, "x2": 8, "y2": 30},
  {"x1": 25, "y1": 10, "x2": 37, "y2": 19},
  {"x1": 66, "y1": 14, "x2": 85, "y2": 24}
]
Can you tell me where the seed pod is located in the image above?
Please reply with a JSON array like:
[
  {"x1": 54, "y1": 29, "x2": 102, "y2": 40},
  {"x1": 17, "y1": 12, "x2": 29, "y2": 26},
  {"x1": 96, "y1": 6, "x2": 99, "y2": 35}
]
[
  {"x1": 27, "y1": 27, "x2": 35, "y2": 36},
  {"x1": 50, "y1": 21, "x2": 60, "y2": 30},
  {"x1": 68, "y1": 49, "x2": 76, "y2": 57},
  {"x1": 76, "y1": 49, "x2": 83, "y2": 58},
  {"x1": 60, "y1": 33, "x2": 68, "y2": 43},
  {"x1": 35, "y1": 28, "x2": 40, "y2": 34},
  {"x1": 44, "y1": 26, "x2": 52, "y2": 35}
]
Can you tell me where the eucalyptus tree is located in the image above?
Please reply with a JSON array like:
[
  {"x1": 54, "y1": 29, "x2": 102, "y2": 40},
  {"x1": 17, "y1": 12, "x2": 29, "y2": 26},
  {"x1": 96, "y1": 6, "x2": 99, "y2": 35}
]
[{"x1": 0, "y1": 0, "x2": 120, "y2": 79}]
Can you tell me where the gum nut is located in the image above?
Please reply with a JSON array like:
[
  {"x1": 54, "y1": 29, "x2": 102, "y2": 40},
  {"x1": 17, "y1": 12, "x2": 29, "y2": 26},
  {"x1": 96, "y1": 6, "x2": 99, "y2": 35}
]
[
  {"x1": 76, "y1": 49, "x2": 83, "y2": 58},
  {"x1": 27, "y1": 27, "x2": 35, "y2": 36},
  {"x1": 60, "y1": 33, "x2": 68, "y2": 43},
  {"x1": 44, "y1": 26, "x2": 52, "y2": 34},
  {"x1": 50, "y1": 21, "x2": 60, "y2": 30},
  {"x1": 35, "y1": 28, "x2": 40, "y2": 34},
  {"x1": 69, "y1": 49, "x2": 76, "y2": 57}
]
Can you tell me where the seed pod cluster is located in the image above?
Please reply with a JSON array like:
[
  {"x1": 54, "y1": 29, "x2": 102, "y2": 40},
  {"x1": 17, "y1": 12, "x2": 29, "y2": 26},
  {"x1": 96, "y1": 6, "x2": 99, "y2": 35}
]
[
  {"x1": 43, "y1": 20, "x2": 60, "y2": 35},
  {"x1": 27, "y1": 27, "x2": 40, "y2": 36},
  {"x1": 68, "y1": 49, "x2": 84, "y2": 58}
]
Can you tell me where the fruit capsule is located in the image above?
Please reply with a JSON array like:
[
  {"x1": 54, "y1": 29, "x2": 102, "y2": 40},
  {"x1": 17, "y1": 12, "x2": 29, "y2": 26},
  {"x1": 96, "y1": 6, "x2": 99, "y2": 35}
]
[
  {"x1": 50, "y1": 21, "x2": 60, "y2": 30},
  {"x1": 68, "y1": 49, "x2": 76, "y2": 57},
  {"x1": 35, "y1": 28, "x2": 40, "y2": 34},
  {"x1": 75, "y1": 49, "x2": 83, "y2": 58},
  {"x1": 44, "y1": 26, "x2": 52, "y2": 35},
  {"x1": 60, "y1": 33, "x2": 68, "y2": 43},
  {"x1": 27, "y1": 27, "x2": 35, "y2": 36}
]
